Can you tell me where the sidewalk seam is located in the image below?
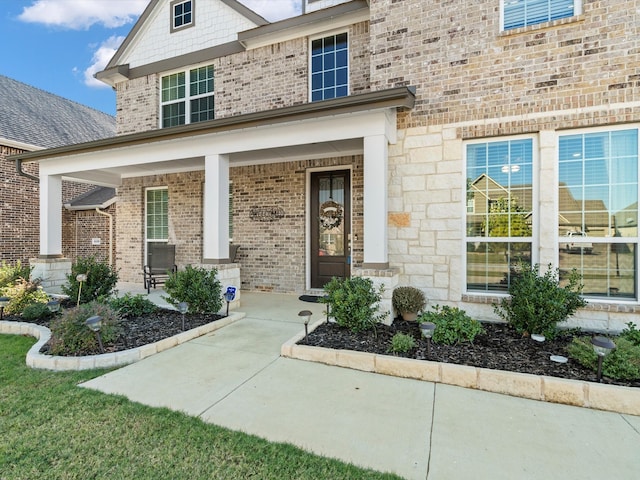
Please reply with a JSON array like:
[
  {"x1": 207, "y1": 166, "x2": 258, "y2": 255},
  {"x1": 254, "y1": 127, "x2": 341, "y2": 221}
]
[{"x1": 425, "y1": 382, "x2": 436, "y2": 480}]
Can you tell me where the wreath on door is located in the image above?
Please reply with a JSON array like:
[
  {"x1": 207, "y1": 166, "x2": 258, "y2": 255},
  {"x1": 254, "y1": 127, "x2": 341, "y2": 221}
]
[{"x1": 319, "y1": 200, "x2": 343, "y2": 230}]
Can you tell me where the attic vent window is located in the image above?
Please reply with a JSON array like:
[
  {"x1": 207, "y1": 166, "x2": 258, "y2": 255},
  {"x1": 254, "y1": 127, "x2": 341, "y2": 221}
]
[{"x1": 171, "y1": 0, "x2": 194, "y2": 32}]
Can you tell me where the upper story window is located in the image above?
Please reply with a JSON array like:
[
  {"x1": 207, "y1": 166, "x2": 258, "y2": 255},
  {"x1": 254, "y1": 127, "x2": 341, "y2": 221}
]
[
  {"x1": 502, "y1": 0, "x2": 580, "y2": 31},
  {"x1": 310, "y1": 32, "x2": 348, "y2": 102},
  {"x1": 171, "y1": 0, "x2": 194, "y2": 32},
  {"x1": 161, "y1": 65, "x2": 214, "y2": 128}
]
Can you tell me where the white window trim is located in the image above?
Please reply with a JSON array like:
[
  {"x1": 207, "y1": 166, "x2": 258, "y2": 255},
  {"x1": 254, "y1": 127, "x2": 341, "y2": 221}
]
[
  {"x1": 170, "y1": 0, "x2": 195, "y2": 33},
  {"x1": 556, "y1": 124, "x2": 640, "y2": 303},
  {"x1": 159, "y1": 63, "x2": 214, "y2": 129},
  {"x1": 500, "y1": 0, "x2": 582, "y2": 32},
  {"x1": 463, "y1": 134, "x2": 539, "y2": 296},
  {"x1": 145, "y1": 187, "x2": 169, "y2": 263},
  {"x1": 308, "y1": 29, "x2": 350, "y2": 103}
]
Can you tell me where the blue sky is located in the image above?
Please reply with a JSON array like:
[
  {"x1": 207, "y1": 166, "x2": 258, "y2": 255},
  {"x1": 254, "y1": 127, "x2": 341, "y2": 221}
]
[{"x1": 1, "y1": 0, "x2": 300, "y2": 116}]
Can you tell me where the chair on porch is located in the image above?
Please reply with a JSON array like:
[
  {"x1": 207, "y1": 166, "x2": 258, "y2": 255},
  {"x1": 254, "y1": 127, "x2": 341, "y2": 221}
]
[{"x1": 143, "y1": 244, "x2": 177, "y2": 293}]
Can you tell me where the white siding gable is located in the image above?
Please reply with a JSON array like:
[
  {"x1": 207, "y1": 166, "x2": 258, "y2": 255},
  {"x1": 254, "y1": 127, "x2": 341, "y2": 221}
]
[{"x1": 119, "y1": 0, "x2": 261, "y2": 69}]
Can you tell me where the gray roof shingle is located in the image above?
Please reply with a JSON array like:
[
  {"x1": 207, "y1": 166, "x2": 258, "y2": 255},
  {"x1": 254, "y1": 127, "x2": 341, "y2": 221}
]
[{"x1": 0, "y1": 75, "x2": 116, "y2": 149}]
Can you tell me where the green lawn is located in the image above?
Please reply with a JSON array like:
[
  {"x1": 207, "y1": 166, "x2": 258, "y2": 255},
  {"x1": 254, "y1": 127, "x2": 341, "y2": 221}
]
[{"x1": 0, "y1": 335, "x2": 401, "y2": 480}]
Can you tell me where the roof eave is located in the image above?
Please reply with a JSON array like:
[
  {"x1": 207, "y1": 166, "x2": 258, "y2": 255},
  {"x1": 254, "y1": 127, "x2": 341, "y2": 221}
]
[{"x1": 11, "y1": 86, "x2": 416, "y2": 163}]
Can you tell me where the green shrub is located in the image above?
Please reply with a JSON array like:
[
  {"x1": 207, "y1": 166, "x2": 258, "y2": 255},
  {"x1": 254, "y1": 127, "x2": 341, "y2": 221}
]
[
  {"x1": 49, "y1": 301, "x2": 121, "y2": 356},
  {"x1": 392, "y1": 286, "x2": 427, "y2": 316},
  {"x1": 109, "y1": 293, "x2": 158, "y2": 318},
  {"x1": 163, "y1": 265, "x2": 222, "y2": 314},
  {"x1": 21, "y1": 302, "x2": 54, "y2": 322},
  {"x1": 62, "y1": 257, "x2": 118, "y2": 305},
  {"x1": 621, "y1": 322, "x2": 640, "y2": 346},
  {"x1": 387, "y1": 332, "x2": 417, "y2": 354},
  {"x1": 0, "y1": 260, "x2": 32, "y2": 289},
  {"x1": 568, "y1": 336, "x2": 640, "y2": 381},
  {"x1": 319, "y1": 277, "x2": 386, "y2": 333},
  {"x1": 494, "y1": 263, "x2": 587, "y2": 339},
  {"x1": 419, "y1": 305, "x2": 484, "y2": 345},
  {"x1": 0, "y1": 278, "x2": 50, "y2": 315}
]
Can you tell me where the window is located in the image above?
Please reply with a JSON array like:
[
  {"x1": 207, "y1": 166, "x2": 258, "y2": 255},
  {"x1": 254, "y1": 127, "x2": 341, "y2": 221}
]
[
  {"x1": 466, "y1": 138, "x2": 534, "y2": 292},
  {"x1": 146, "y1": 188, "x2": 169, "y2": 251},
  {"x1": 502, "y1": 0, "x2": 580, "y2": 31},
  {"x1": 310, "y1": 32, "x2": 348, "y2": 102},
  {"x1": 161, "y1": 65, "x2": 214, "y2": 128},
  {"x1": 171, "y1": 0, "x2": 194, "y2": 31},
  {"x1": 558, "y1": 128, "x2": 639, "y2": 299}
]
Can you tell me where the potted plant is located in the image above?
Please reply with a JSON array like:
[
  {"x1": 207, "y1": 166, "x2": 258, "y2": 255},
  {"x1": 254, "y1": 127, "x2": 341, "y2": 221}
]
[{"x1": 392, "y1": 286, "x2": 427, "y2": 321}]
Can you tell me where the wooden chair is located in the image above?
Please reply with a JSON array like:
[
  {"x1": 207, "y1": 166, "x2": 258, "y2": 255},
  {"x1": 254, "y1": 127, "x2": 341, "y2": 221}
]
[{"x1": 143, "y1": 244, "x2": 177, "y2": 293}]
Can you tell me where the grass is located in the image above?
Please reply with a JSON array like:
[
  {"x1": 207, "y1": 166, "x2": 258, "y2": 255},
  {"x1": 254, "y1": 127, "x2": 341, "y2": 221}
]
[{"x1": 0, "y1": 335, "x2": 401, "y2": 480}]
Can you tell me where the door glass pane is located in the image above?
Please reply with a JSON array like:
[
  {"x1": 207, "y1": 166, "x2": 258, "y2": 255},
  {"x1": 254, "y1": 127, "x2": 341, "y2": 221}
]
[{"x1": 318, "y1": 175, "x2": 345, "y2": 256}]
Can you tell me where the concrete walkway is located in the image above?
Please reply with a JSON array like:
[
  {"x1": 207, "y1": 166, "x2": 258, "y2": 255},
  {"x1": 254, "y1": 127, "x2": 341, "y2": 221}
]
[{"x1": 82, "y1": 291, "x2": 640, "y2": 480}]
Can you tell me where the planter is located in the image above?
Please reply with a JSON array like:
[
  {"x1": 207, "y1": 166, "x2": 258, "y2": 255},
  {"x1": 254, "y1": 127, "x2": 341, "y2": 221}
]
[{"x1": 401, "y1": 311, "x2": 418, "y2": 321}]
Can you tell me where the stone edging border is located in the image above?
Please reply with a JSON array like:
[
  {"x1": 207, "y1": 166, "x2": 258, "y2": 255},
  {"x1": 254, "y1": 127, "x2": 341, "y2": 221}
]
[
  {"x1": 0, "y1": 312, "x2": 245, "y2": 371},
  {"x1": 281, "y1": 319, "x2": 640, "y2": 416}
]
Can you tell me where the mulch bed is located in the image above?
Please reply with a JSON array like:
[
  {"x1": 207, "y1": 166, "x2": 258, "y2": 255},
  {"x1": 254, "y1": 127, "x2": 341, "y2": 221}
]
[
  {"x1": 2, "y1": 310, "x2": 223, "y2": 356},
  {"x1": 298, "y1": 319, "x2": 640, "y2": 388}
]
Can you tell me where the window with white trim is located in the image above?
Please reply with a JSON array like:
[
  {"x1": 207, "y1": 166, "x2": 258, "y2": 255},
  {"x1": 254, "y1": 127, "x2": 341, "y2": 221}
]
[
  {"x1": 502, "y1": 0, "x2": 580, "y2": 31},
  {"x1": 310, "y1": 32, "x2": 348, "y2": 101},
  {"x1": 466, "y1": 138, "x2": 534, "y2": 292},
  {"x1": 558, "y1": 128, "x2": 639, "y2": 299},
  {"x1": 146, "y1": 187, "x2": 169, "y2": 247},
  {"x1": 171, "y1": 0, "x2": 194, "y2": 31},
  {"x1": 161, "y1": 65, "x2": 214, "y2": 128}
]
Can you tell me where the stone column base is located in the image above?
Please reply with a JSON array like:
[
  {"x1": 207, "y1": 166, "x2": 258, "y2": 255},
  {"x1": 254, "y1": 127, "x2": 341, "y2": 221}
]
[
  {"x1": 194, "y1": 262, "x2": 241, "y2": 311},
  {"x1": 352, "y1": 267, "x2": 399, "y2": 325},
  {"x1": 30, "y1": 257, "x2": 72, "y2": 294}
]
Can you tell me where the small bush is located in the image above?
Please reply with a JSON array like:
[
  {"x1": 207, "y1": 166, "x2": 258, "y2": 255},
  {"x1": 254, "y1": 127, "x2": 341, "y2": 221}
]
[
  {"x1": 21, "y1": 302, "x2": 54, "y2": 322},
  {"x1": 621, "y1": 322, "x2": 640, "y2": 346},
  {"x1": 392, "y1": 286, "x2": 427, "y2": 316},
  {"x1": 0, "y1": 260, "x2": 32, "y2": 289},
  {"x1": 387, "y1": 332, "x2": 417, "y2": 354},
  {"x1": 419, "y1": 305, "x2": 484, "y2": 345},
  {"x1": 62, "y1": 257, "x2": 118, "y2": 305},
  {"x1": 319, "y1": 277, "x2": 386, "y2": 333},
  {"x1": 49, "y1": 301, "x2": 121, "y2": 356},
  {"x1": 163, "y1": 265, "x2": 223, "y2": 314},
  {"x1": 109, "y1": 293, "x2": 158, "y2": 318},
  {"x1": 0, "y1": 278, "x2": 50, "y2": 315},
  {"x1": 568, "y1": 336, "x2": 640, "y2": 381},
  {"x1": 494, "y1": 263, "x2": 587, "y2": 339}
]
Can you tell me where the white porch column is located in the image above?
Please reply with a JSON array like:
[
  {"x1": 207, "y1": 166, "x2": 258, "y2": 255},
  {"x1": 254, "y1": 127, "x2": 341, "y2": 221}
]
[
  {"x1": 203, "y1": 154, "x2": 230, "y2": 262},
  {"x1": 39, "y1": 174, "x2": 63, "y2": 257},
  {"x1": 363, "y1": 134, "x2": 389, "y2": 268}
]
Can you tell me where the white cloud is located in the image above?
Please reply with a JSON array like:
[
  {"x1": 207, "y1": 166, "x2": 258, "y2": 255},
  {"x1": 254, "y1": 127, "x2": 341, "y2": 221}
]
[
  {"x1": 83, "y1": 35, "x2": 125, "y2": 88},
  {"x1": 239, "y1": 0, "x2": 301, "y2": 22},
  {"x1": 19, "y1": 0, "x2": 148, "y2": 30}
]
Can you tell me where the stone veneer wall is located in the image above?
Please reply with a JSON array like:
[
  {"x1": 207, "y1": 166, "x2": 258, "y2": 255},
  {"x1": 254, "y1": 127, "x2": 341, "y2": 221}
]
[
  {"x1": 116, "y1": 157, "x2": 364, "y2": 293},
  {"x1": 370, "y1": 0, "x2": 640, "y2": 331},
  {"x1": 114, "y1": 22, "x2": 370, "y2": 133}
]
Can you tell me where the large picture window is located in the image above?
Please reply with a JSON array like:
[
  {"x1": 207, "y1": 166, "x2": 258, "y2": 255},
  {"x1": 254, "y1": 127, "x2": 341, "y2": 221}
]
[
  {"x1": 558, "y1": 128, "x2": 639, "y2": 299},
  {"x1": 502, "y1": 0, "x2": 580, "y2": 31},
  {"x1": 161, "y1": 65, "x2": 213, "y2": 128},
  {"x1": 466, "y1": 138, "x2": 534, "y2": 292},
  {"x1": 310, "y1": 32, "x2": 348, "y2": 102}
]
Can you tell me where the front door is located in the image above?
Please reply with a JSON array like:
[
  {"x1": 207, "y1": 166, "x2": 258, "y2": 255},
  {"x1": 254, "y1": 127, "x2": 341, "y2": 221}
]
[{"x1": 310, "y1": 170, "x2": 351, "y2": 288}]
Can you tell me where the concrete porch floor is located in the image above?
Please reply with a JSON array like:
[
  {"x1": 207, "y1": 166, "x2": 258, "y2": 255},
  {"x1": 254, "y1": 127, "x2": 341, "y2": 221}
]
[{"x1": 81, "y1": 285, "x2": 640, "y2": 480}]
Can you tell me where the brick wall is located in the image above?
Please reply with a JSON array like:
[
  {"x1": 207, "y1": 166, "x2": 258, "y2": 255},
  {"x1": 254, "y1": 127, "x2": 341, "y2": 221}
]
[
  {"x1": 1, "y1": 146, "x2": 109, "y2": 266},
  {"x1": 116, "y1": 157, "x2": 363, "y2": 293},
  {"x1": 62, "y1": 205, "x2": 116, "y2": 265},
  {"x1": 369, "y1": 0, "x2": 640, "y2": 132},
  {"x1": 114, "y1": 22, "x2": 371, "y2": 131},
  {"x1": 116, "y1": 75, "x2": 159, "y2": 135}
]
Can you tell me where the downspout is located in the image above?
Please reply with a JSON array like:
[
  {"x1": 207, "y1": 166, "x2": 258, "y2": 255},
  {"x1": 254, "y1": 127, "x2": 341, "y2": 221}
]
[
  {"x1": 16, "y1": 158, "x2": 39, "y2": 181},
  {"x1": 95, "y1": 208, "x2": 114, "y2": 266}
]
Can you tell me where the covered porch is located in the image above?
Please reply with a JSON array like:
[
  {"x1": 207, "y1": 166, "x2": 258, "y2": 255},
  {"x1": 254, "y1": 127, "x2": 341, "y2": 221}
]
[{"x1": 14, "y1": 88, "x2": 414, "y2": 299}]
